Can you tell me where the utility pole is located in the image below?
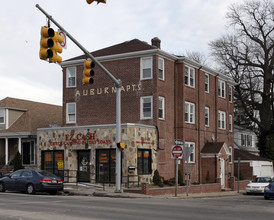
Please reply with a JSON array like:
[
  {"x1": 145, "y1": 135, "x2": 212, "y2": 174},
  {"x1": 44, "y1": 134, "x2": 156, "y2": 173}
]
[{"x1": 36, "y1": 4, "x2": 123, "y2": 192}]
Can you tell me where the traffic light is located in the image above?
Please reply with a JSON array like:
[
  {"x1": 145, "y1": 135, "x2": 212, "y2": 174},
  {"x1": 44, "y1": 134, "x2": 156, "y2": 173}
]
[
  {"x1": 40, "y1": 26, "x2": 63, "y2": 64},
  {"x1": 49, "y1": 31, "x2": 63, "y2": 64},
  {"x1": 86, "y1": 0, "x2": 106, "y2": 4},
  {"x1": 83, "y1": 59, "x2": 95, "y2": 84},
  {"x1": 117, "y1": 142, "x2": 125, "y2": 150},
  {"x1": 40, "y1": 26, "x2": 55, "y2": 60}
]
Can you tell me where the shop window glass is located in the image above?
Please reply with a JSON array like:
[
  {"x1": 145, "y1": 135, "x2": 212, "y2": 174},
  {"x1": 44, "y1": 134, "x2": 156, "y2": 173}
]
[{"x1": 138, "y1": 149, "x2": 152, "y2": 174}]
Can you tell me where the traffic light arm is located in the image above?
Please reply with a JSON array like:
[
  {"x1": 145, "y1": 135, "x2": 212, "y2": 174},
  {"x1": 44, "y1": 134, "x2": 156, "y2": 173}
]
[{"x1": 36, "y1": 4, "x2": 121, "y2": 88}]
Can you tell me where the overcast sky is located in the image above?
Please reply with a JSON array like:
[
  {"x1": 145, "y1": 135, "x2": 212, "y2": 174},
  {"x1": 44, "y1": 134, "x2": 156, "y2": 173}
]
[{"x1": 0, "y1": 0, "x2": 245, "y2": 106}]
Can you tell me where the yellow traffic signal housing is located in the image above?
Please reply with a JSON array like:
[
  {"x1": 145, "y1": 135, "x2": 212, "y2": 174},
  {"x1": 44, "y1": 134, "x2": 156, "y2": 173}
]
[
  {"x1": 117, "y1": 142, "x2": 125, "y2": 150},
  {"x1": 86, "y1": 0, "x2": 106, "y2": 4},
  {"x1": 49, "y1": 31, "x2": 63, "y2": 64},
  {"x1": 40, "y1": 26, "x2": 55, "y2": 60},
  {"x1": 83, "y1": 59, "x2": 95, "y2": 84}
]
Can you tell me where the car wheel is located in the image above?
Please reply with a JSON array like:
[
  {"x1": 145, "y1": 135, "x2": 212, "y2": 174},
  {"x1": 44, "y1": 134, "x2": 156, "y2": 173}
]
[
  {"x1": 264, "y1": 196, "x2": 269, "y2": 200},
  {"x1": 26, "y1": 184, "x2": 35, "y2": 195},
  {"x1": 0, "y1": 182, "x2": 6, "y2": 192}
]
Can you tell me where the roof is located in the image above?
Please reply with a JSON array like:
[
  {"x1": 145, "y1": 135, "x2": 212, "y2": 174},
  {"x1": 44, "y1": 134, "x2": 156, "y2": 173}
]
[
  {"x1": 66, "y1": 39, "x2": 157, "y2": 62},
  {"x1": 234, "y1": 149, "x2": 271, "y2": 162},
  {"x1": 201, "y1": 142, "x2": 226, "y2": 154},
  {"x1": 0, "y1": 97, "x2": 62, "y2": 134}
]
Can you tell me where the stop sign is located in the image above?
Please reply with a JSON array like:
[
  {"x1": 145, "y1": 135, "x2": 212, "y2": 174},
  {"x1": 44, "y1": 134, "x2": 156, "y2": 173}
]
[{"x1": 172, "y1": 145, "x2": 183, "y2": 159}]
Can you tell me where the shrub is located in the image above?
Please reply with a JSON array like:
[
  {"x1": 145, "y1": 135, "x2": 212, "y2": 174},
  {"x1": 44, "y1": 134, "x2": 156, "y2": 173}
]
[
  {"x1": 13, "y1": 152, "x2": 24, "y2": 171},
  {"x1": 152, "y1": 170, "x2": 162, "y2": 186}
]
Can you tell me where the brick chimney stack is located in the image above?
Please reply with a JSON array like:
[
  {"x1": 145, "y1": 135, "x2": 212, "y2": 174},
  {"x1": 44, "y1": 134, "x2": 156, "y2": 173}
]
[{"x1": 151, "y1": 37, "x2": 161, "y2": 49}]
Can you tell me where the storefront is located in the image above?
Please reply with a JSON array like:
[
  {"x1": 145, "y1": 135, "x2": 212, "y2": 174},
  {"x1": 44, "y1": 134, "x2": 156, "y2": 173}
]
[{"x1": 37, "y1": 123, "x2": 157, "y2": 185}]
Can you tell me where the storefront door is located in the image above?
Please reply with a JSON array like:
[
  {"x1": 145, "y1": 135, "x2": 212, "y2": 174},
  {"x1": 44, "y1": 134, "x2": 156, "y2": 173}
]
[
  {"x1": 96, "y1": 149, "x2": 116, "y2": 184},
  {"x1": 78, "y1": 151, "x2": 90, "y2": 182}
]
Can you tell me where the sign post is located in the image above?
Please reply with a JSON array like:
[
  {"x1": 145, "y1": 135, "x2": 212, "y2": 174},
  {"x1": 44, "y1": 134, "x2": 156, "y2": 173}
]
[{"x1": 172, "y1": 145, "x2": 183, "y2": 197}]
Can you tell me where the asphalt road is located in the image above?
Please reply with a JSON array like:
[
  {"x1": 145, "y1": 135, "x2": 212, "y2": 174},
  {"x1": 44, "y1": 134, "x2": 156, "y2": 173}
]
[{"x1": 0, "y1": 193, "x2": 273, "y2": 220}]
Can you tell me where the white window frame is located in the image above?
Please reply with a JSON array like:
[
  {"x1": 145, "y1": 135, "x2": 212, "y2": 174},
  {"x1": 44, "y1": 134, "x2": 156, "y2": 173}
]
[
  {"x1": 66, "y1": 67, "x2": 76, "y2": 88},
  {"x1": 141, "y1": 57, "x2": 153, "y2": 80},
  {"x1": 66, "y1": 102, "x2": 76, "y2": 124},
  {"x1": 185, "y1": 102, "x2": 195, "y2": 124},
  {"x1": 158, "y1": 96, "x2": 165, "y2": 120},
  {"x1": 0, "y1": 109, "x2": 5, "y2": 124},
  {"x1": 205, "y1": 73, "x2": 209, "y2": 93},
  {"x1": 185, "y1": 142, "x2": 195, "y2": 163},
  {"x1": 141, "y1": 96, "x2": 153, "y2": 120},
  {"x1": 241, "y1": 134, "x2": 252, "y2": 147},
  {"x1": 229, "y1": 146, "x2": 233, "y2": 163},
  {"x1": 229, "y1": 114, "x2": 233, "y2": 132},
  {"x1": 229, "y1": 86, "x2": 233, "y2": 103},
  {"x1": 218, "y1": 110, "x2": 226, "y2": 130},
  {"x1": 218, "y1": 79, "x2": 226, "y2": 98},
  {"x1": 205, "y1": 107, "x2": 209, "y2": 127},
  {"x1": 185, "y1": 66, "x2": 195, "y2": 88},
  {"x1": 158, "y1": 57, "x2": 165, "y2": 80}
]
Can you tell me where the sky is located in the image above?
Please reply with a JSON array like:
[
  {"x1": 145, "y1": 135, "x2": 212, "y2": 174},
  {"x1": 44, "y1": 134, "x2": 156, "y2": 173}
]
[{"x1": 0, "y1": 0, "x2": 245, "y2": 106}]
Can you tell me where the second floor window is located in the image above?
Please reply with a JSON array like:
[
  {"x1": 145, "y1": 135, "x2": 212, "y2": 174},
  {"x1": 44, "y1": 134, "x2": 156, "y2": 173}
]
[
  {"x1": 141, "y1": 57, "x2": 152, "y2": 80},
  {"x1": 66, "y1": 103, "x2": 76, "y2": 124},
  {"x1": 229, "y1": 114, "x2": 233, "y2": 132},
  {"x1": 185, "y1": 102, "x2": 195, "y2": 124},
  {"x1": 158, "y1": 96, "x2": 165, "y2": 120},
  {"x1": 141, "y1": 96, "x2": 153, "y2": 119},
  {"x1": 185, "y1": 66, "x2": 195, "y2": 88},
  {"x1": 0, "y1": 109, "x2": 5, "y2": 124},
  {"x1": 218, "y1": 111, "x2": 226, "y2": 129},
  {"x1": 229, "y1": 86, "x2": 233, "y2": 102},
  {"x1": 66, "y1": 67, "x2": 76, "y2": 88},
  {"x1": 241, "y1": 134, "x2": 252, "y2": 147},
  {"x1": 205, "y1": 107, "x2": 209, "y2": 127}
]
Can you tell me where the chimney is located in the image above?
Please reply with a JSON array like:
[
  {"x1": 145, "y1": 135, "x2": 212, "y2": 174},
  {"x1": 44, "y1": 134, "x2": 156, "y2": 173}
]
[{"x1": 151, "y1": 37, "x2": 161, "y2": 49}]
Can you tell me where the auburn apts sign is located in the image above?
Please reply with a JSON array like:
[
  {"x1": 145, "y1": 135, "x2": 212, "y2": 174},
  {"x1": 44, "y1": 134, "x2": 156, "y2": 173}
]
[{"x1": 50, "y1": 132, "x2": 112, "y2": 146}]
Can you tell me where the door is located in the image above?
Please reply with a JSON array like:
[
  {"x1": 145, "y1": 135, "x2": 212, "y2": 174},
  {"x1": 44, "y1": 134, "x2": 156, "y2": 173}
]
[
  {"x1": 220, "y1": 158, "x2": 225, "y2": 189},
  {"x1": 78, "y1": 151, "x2": 90, "y2": 182}
]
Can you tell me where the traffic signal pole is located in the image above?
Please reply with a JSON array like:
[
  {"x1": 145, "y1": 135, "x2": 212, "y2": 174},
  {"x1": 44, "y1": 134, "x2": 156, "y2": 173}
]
[{"x1": 36, "y1": 4, "x2": 123, "y2": 193}]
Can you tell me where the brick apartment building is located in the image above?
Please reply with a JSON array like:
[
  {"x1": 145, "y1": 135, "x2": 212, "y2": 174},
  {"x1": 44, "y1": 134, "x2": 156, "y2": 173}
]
[{"x1": 37, "y1": 37, "x2": 235, "y2": 188}]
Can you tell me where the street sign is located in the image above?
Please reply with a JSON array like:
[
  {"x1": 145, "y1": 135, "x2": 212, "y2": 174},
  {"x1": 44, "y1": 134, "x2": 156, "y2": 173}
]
[
  {"x1": 172, "y1": 145, "x2": 183, "y2": 159},
  {"x1": 175, "y1": 139, "x2": 184, "y2": 145},
  {"x1": 58, "y1": 30, "x2": 67, "y2": 49}
]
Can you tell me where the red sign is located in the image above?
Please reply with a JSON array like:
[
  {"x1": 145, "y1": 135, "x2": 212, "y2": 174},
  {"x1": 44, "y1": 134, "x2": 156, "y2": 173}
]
[{"x1": 172, "y1": 145, "x2": 183, "y2": 159}]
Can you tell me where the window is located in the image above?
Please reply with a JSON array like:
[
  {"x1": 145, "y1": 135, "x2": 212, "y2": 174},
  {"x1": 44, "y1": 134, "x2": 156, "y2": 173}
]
[
  {"x1": 158, "y1": 57, "x2": 164, "y2": 80},
  {"x1": 205, "y1": 74, "x2": 209, "y2": 93},
  {"x1": 218, "y1": 111, "x2": 226, "y2": 129},
  {"x1": 141, "y1": 96, "x2": 153, "y2": 119},
  {"x1": 138, "y1": 149, "x2": 152, "y2": 174},
  {"x1": 22, "y1": 140, "x2": 35, "y2": 165},
  {"x1": 42, "y1": 151, "x2": 64, "y2": 177},
  {"x1": 229, "y1": 114, "x2": 233, "y2": 132},
  {"x1": 141, "y1": 57, "x2": 152, "y2": 80},
  {"x1": 0, "y1": 109, "x2": 5, "y2": 124},
  {"x1": 21, "y1": 170, "x2": 33, "y2": 178},
  {"x1": 185, "y1": 102, "x2": 195, "y2": 124},
  {"x1": 66, "y1": 67, "x2": 76, "y2": 88},
  {"x1": 185, "y1": 66, "x2": 195, "y2": 88},
  {"x1": 66, "y1": 103, "x2": 76, "y2": 123},
  {"x1": 185, "y1": 142, "x2": 195, "y2": 163},
  {"x1": 158, "y1": 96, "x2": 165, "y2": 120},
  {"x1": 205, "y1": 107, "x2": 209, "y2": 127},
  {"x1": 229, "y1": 86, "x2": 233, "y2": 102},
  {"x1": 241, "y1": 134, "x2": 252, "y2": 147},
  {"x1": 218, "y1": 80, "x2": 226, "y2": 98},
  {"x1": 229, "y1": 147, "x2": 233, "y2": 163}
]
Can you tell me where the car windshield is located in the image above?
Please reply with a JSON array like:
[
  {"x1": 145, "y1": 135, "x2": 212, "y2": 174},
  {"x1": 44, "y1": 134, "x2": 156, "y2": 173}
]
[
  {"x1": 252, "y1": 177, "x2": 271, "y2": 183},
  {"x1": 38, "y1": 170, "x2": 58, "y2": 178}
]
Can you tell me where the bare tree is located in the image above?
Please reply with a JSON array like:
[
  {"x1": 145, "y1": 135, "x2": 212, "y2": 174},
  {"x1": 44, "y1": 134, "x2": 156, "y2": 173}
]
[
  {"x1": 185, "y1": 50, "x2": 209, "y2": 66},
  {"x1": 209, "y1": 0, "x2": 274, "y2": 159}
]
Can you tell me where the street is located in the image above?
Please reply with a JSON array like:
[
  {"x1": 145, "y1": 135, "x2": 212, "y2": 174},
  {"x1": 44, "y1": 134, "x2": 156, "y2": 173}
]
[{"x1": 0, "y1": 193, "x2": 273, "y2": 220}]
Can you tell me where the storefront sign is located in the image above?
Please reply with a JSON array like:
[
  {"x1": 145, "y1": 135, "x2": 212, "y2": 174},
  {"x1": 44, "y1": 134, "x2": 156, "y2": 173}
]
[
  {"x1": 50, "y1": 132, "x2": 111, "y2": 146},
  {"x1": 136, "y1": 137, "x2": 154, "y2": 145}
]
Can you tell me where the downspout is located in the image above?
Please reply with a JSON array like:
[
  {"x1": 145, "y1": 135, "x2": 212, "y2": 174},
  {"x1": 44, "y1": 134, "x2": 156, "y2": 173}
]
[
  {"x1": 174, "y1": 59, "x2": 179, "y2": 141},
  {"x1": 197, "y1": 66, "x2": 202, "y2": 184},
  {"x1": 215, "y1": 74, "x2": 219, "y2": 142}
]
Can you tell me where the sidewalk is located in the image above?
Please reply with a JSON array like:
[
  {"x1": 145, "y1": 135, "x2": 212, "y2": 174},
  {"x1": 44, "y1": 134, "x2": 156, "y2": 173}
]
[{"x1": 63, "y1": 184, "x2": 245, "y2": 199}]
